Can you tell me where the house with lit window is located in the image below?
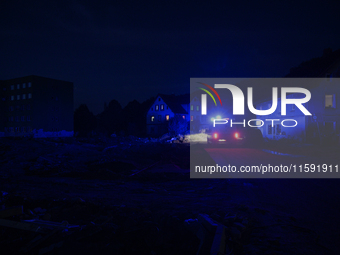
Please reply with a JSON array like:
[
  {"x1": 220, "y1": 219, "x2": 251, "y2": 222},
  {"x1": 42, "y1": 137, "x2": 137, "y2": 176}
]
[
  {"x1": 146, "y1": 94, "x2": 190, "y2": 136},
  {"x1": 255, "y1": 48, "x2": 340, "y2": 143},
  {"x1": 0, "y1": 75, "x2": 73, "y2": 137},
  {"x1": 146, "y1": 93, "x2": 212, "y2": 136}
]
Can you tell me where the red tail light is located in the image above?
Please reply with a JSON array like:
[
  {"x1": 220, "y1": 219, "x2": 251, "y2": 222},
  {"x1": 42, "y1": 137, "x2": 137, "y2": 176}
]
[
  {"x1": 213, "y1": 133, "x2": 218, "y2": 139},
  {"x1": 234, "y1": 132, "x2": 239, "y2": 138}
]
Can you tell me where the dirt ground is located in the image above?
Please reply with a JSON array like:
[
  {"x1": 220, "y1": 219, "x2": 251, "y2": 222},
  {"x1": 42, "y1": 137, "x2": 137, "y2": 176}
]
[{"x1": 0, "y1": 136, "x2": 339, "y2": 254}]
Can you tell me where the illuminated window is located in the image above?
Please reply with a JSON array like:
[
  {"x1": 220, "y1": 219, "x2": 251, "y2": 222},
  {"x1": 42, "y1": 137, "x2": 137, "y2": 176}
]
[
  {"x1": 160, "y1": 104, "x2": 164, "y2": 111},
  {"x1": 196, "y1": 105, "x2": 200, "y2": 111},
  {"x1": 28, "y1": 93, "x2": 32, "y2": 99},
  {"x1": 22, "y1": 83, "x2": 26, "y2": 88},
  {"x1": 17, "y1": 84, "x2": 20, "y2": 89},
  {"x1": 151, "y1": 116, "x2": 154, "y2": 122},
  {"x1": 155, "y1": 105, "x2": 159, "y2": 111},
  {"x1": 22, "y1": 94, "x2": 26, "y2": 99},
  {"x1": 256, "y1": 120, "x2": 262, "y2": 126},
  {"x1": 325, "y1": 94, "x2": 336, "y2": 108},
  {"x1": 28, "y1": 82, "x2": 32, "y2": 88},
  {"x1": 191, "y1": 115, "x2": 193, "y2": 121},
  {"x1": 191, "y1": 105, "x2": 193, "y2": 111},
  {"x1": 11, "y1": 85, "x2": 14, "y2": 90},
  {"x1": 165, "y1": 115, "x2": 169, "y2": 121},
  {"x1": 17, "y1": 95, "x2": 20, "y2": 100},
  {"x1": 182, "y1": 115, "x2": 185, "y2": 119}
]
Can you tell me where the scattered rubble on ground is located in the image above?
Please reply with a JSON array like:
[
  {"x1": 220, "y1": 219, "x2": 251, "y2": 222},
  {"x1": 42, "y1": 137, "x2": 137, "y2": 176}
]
[
  {"x1": 0, "y1": 190, "x2": 328, "y2": 255},
  {"x1": 0, "y1": 136, "x2": 338, "y2": 254}
]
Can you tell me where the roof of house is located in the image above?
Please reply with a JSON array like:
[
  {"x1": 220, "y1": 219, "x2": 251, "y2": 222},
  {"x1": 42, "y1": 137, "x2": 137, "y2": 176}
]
[
  {"x1": 285, "y1": 48, "x2": 340, "y2": 77},
  {"x1": 157, "y1": 94, "x2": 189, "y2": 114}
]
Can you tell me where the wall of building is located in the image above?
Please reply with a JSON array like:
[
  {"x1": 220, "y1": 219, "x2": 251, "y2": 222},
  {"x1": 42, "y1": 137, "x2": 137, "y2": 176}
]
[
  {"x1": 256, "y1": 94, "x2": 307, "y2": 140},
  {"x1": 0, "y1": 75, "x2": 73, "y2": 137},
  {"x1": 146, "y1": 96, "x2": 189, "y2": 136},
  {"x1": 256, "y1": 78, "x2": 340, "y2": 141}
]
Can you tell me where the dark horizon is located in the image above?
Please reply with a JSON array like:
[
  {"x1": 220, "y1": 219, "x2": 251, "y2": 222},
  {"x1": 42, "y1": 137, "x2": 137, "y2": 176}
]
[{"x1": 1, "y1": 0, "x2": 340, "y2": 114}]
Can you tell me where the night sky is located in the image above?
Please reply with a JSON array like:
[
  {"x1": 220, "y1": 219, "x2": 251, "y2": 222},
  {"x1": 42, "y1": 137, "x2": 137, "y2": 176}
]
[{"x1": 1, "y1": 0, "x2": 340, "y2": 114}]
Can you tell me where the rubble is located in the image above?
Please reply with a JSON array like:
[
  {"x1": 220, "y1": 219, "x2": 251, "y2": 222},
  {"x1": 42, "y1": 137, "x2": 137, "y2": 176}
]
[
  {"x1": 0, "y1": 137, "x2": 338, "y2": 254},
  {"x1": 0, "y1": 206, "x2": 23, "y2": 218}
]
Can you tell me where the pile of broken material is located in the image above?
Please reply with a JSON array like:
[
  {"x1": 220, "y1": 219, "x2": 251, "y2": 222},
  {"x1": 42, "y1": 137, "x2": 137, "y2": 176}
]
[{"x1": 0, "y1": 191, "x2": 251, "y2": 255}]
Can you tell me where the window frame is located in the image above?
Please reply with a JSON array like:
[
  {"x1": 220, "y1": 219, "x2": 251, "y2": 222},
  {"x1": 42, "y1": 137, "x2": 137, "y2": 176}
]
[{"x1": 325, "y1": 94, "x2": 336, "y2": 108}]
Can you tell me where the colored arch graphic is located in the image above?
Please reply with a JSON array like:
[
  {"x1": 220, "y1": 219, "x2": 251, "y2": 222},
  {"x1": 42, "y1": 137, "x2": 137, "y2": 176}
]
[{"x1": 198, "y1": 82, "x2": 222, "y2": 106}]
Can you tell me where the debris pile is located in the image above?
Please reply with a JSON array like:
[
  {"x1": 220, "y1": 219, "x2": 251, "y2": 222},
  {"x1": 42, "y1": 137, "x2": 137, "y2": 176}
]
[
  {"x1": 185, "y1": 213, "x2": 251, "y2": 255},
  {"x1": 0, "y1": 192, "x2": 202, "y2": 254}
]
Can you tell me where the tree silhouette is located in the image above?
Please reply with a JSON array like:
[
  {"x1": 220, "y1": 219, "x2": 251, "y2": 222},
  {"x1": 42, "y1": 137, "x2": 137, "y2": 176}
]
[{"x1": 74, "y1": 104, "x2": 97, "y2": 136}]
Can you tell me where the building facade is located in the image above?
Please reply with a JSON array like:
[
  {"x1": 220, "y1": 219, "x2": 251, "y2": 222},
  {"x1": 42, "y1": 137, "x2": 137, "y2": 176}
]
[
  {"x1": 256, "y1": 49, "x2": 340, "y2": 143},
  {"x1": 0, "y1": 75, "x2": 73, "y2": 137},
  {"x1": 146, "y1": 93, "x2": 213, "y2": 136},
  {"x1": 146, "y1": 94, "x2": 189, "y2": 136}
]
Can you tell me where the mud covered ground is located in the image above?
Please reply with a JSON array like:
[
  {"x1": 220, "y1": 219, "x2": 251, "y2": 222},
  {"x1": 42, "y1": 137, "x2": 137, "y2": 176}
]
[{"x1": 0, "y1": 136, "x2": 340, "y2": 254}]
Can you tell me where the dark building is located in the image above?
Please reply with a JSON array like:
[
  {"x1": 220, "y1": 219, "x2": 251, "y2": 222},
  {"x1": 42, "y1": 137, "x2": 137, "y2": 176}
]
[{"x1": 0, "y1": 75, "x2": 73, "y2": 137}]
